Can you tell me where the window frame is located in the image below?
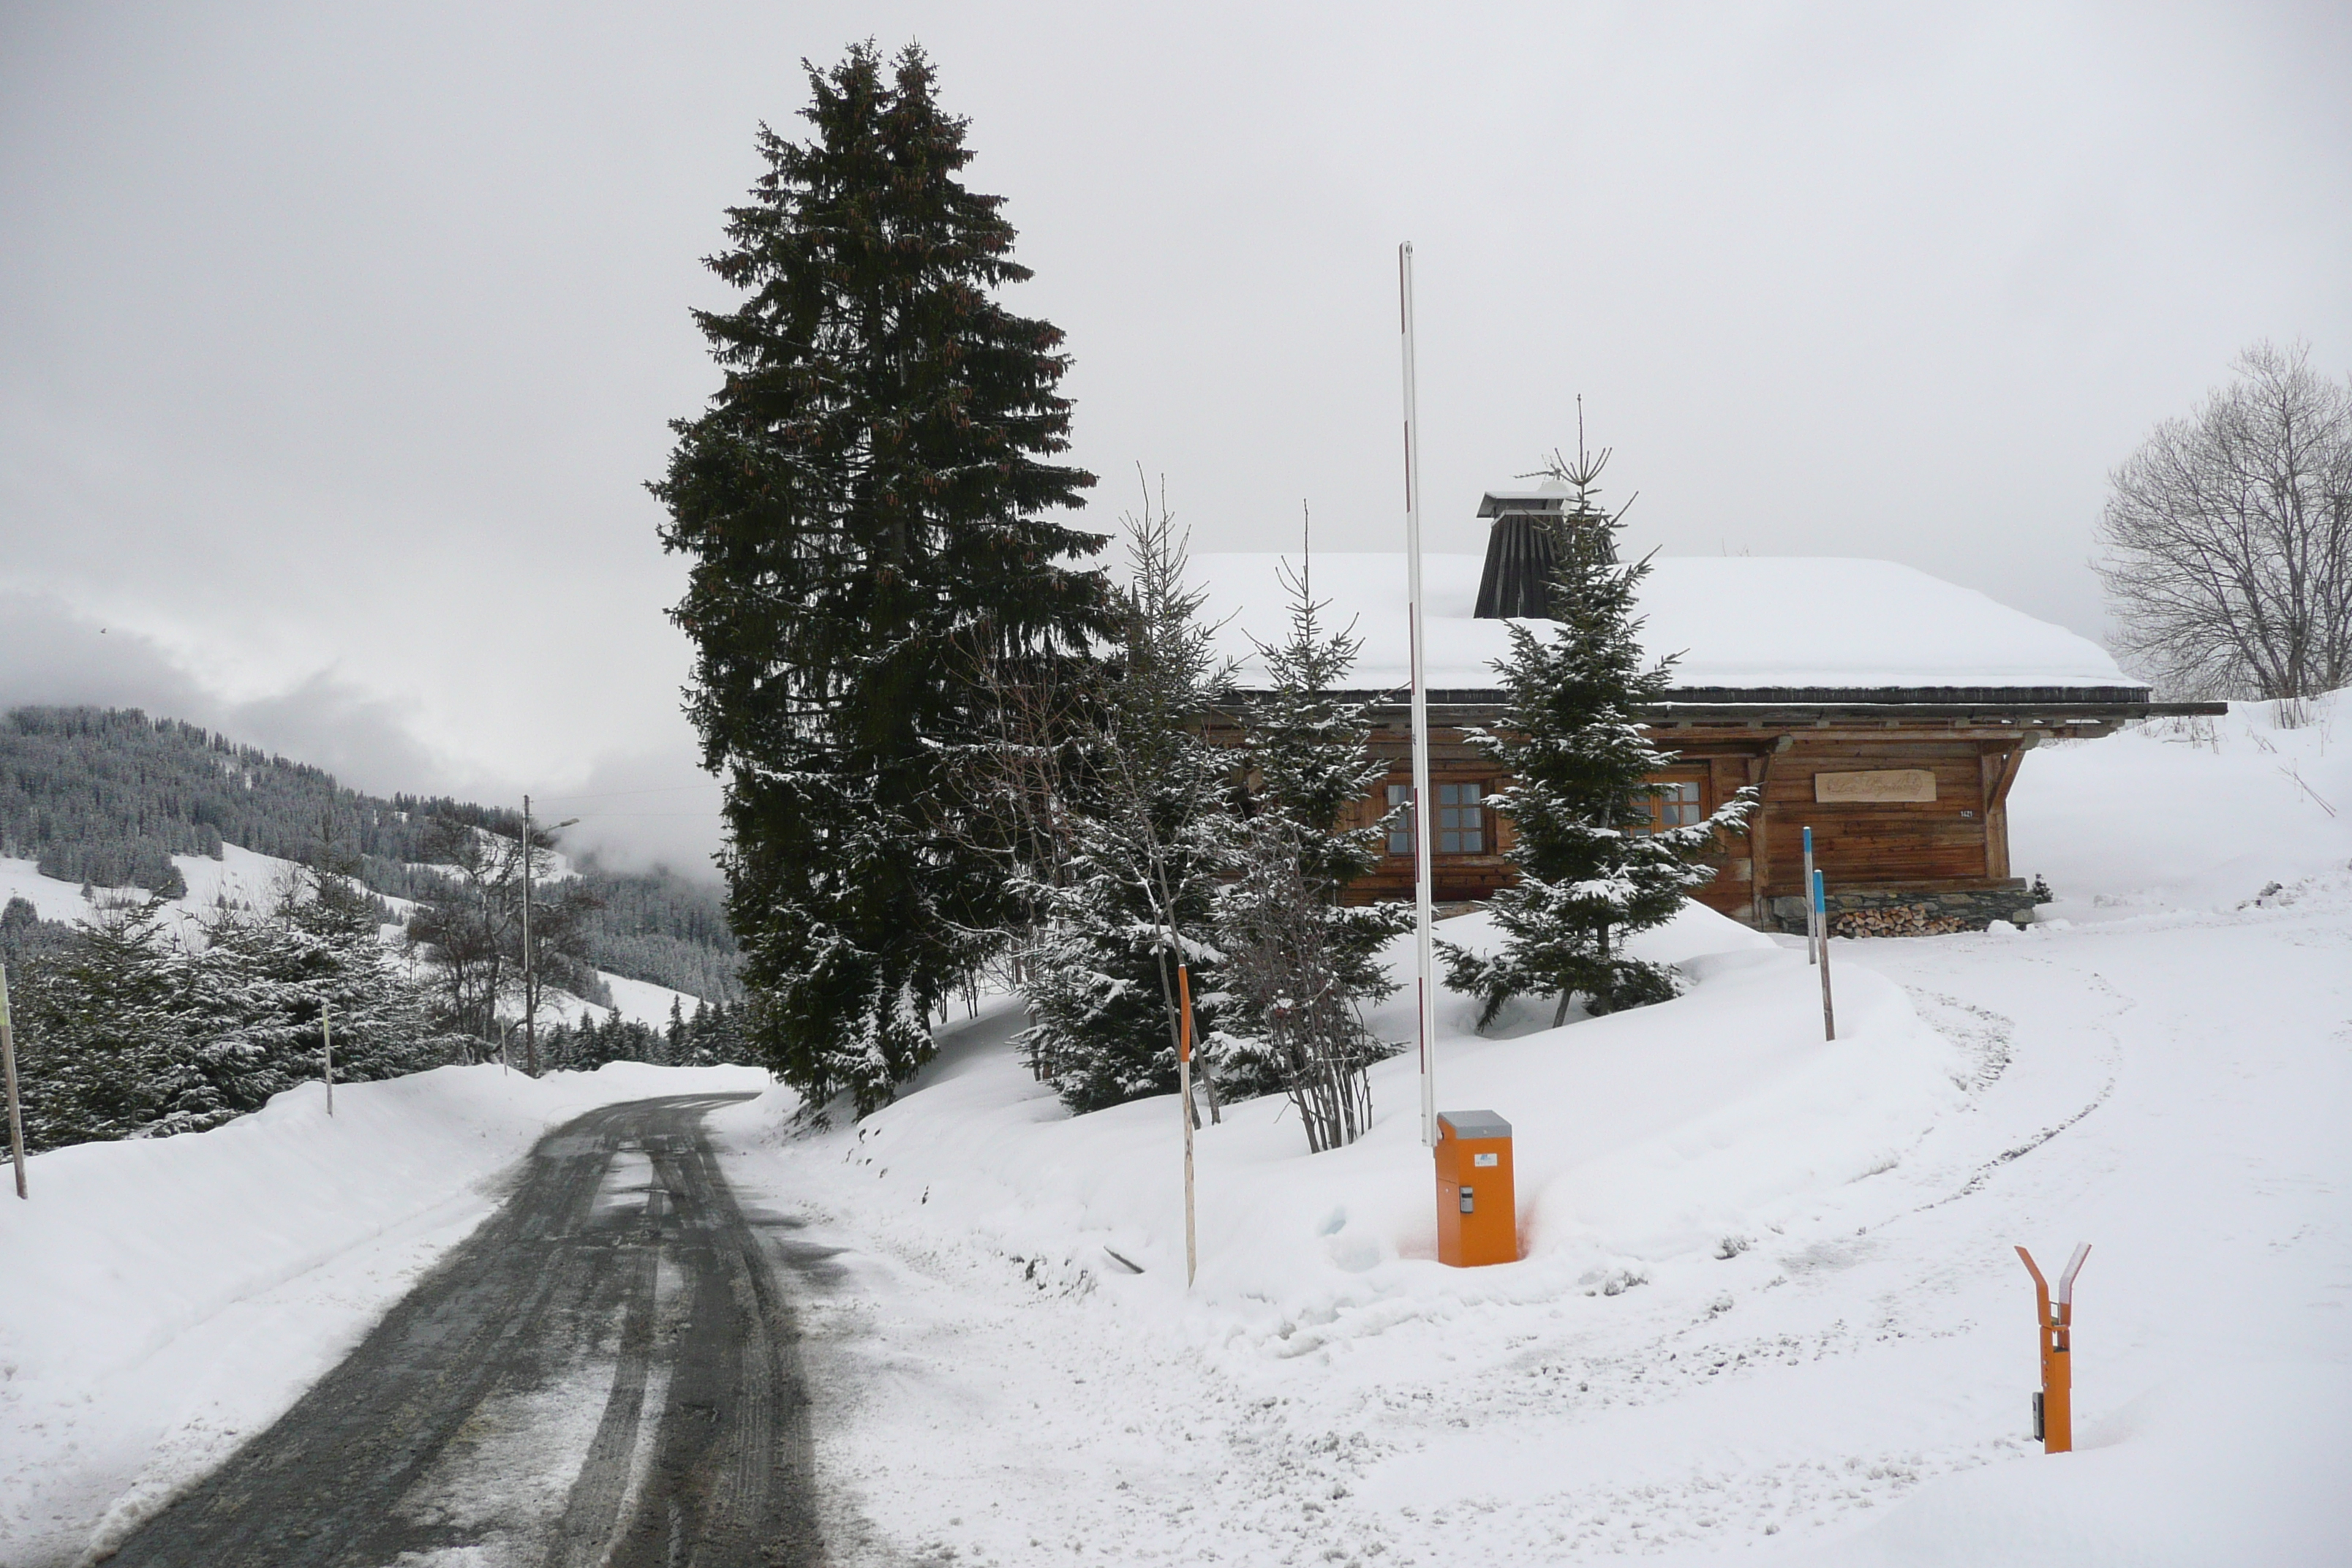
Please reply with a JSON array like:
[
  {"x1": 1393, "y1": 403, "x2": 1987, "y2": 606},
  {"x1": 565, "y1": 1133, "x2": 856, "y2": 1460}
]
[
  {"x1": 1634, "y1": 772, "x2": 1708, "y2": 834},
  {"x1": 1386, "y1": 778, "x2": 1493, "y2": 858}
]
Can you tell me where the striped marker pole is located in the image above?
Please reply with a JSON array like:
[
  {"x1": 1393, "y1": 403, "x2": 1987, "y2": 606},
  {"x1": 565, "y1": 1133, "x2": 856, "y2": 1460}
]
[
  {"x1": 1802, "y1": 825, "x2": 1819, "y2": 964},
  {"x1": 1400, "y1": 241, "x2": 1438, "y2": 1150}
]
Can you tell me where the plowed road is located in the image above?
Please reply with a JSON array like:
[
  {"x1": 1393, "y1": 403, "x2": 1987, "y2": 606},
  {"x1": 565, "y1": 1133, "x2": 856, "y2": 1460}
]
[{"x1": 106, "y1": 1094, "x2": 826, "y2": 1567}]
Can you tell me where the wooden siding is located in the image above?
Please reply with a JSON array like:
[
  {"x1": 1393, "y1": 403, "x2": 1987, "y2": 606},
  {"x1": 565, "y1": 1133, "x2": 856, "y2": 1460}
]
[{"x1": 1202, "y1": 701, "x2": 2108, "y2": 925}]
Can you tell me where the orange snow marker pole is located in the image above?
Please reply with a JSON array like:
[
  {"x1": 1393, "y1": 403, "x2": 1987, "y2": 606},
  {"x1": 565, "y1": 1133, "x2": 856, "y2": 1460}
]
[{"x1": 2016, "y1": 1243, "x2": 2090, "y2": 1452}]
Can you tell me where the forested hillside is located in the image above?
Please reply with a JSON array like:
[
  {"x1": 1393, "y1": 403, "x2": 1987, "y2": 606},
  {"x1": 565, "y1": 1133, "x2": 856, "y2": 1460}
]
[{"x1": 0, "y1": 706, "x2": 739, "y2": 1000}]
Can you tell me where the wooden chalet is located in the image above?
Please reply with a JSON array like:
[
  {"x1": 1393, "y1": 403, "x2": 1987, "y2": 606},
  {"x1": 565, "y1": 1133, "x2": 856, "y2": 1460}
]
[{"x1": 1200, "y1": 489, "x2": 2222, "y2": 932}]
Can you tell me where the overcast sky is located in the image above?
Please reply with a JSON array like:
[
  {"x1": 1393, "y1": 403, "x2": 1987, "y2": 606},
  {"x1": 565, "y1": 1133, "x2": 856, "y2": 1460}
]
[{"x1": 4, "y1": 1, "x2": 2347, "y2": 875}]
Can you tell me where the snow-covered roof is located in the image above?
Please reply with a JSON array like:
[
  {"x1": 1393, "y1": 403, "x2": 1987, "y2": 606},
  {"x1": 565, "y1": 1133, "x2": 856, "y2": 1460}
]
[{"x1": 1191, "y1": 552, "x2": 2136, "y2": 696}]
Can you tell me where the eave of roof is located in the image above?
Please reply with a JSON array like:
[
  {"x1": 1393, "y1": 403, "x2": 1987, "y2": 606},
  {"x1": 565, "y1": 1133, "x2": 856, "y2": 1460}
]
[{"x1": 1229, "y1": 685, "x2": 2227, "y2": 728}]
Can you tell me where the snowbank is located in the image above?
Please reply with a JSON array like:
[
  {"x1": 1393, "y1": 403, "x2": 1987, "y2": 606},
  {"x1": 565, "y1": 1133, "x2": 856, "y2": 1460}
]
[
  {"x1": 2012, "y1": 690, "x2": 2352, "y2": 913},
  {"x1": 1191, "y1": 552, "x2": 2133, "y2": 693},
  {"x1": 0, "y1": 1060, "x2": 769, "y2": 1565},
  {"x1": 709, "y1": 902, "x2": 1963, "y2": 1341}
]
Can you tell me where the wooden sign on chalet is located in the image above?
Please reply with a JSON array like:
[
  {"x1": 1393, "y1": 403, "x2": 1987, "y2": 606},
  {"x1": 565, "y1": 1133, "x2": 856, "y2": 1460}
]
[{"x1": 1199, "y1": 486, "x2": 2221, "y2": 933}]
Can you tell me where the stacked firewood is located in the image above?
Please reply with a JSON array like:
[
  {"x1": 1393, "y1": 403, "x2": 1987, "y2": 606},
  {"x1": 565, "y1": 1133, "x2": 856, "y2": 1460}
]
[{"x1": 1828, "y1": 906, "x2": 1971, "y2": 939}]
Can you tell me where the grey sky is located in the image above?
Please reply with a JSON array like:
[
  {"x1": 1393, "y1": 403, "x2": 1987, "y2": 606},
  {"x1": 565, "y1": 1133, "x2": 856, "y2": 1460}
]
[{"x1": 4, "y1": 1, "x2": 2347, "y2": 875}]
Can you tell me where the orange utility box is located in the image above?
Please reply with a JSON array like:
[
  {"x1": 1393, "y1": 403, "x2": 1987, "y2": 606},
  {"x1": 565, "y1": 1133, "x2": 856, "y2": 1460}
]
[{"x1": 1436, "y1": 1110, "x2": 1518, "y2": 1267}]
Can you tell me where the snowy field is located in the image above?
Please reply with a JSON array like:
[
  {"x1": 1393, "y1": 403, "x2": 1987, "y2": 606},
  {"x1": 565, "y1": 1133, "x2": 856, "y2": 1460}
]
[
  {"x1": 1, "y1": 696, "x2": 2345, "y2": 1565},
  {"x1": 706, "y1": 693, "x2": 2351, "y2": 1567}
]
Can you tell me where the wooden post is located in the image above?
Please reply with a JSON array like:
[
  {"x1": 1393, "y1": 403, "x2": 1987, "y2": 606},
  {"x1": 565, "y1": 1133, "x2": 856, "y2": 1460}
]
[
  {"x1": 0, "y1": 964, "x2": 26, "y2": 1199},
  {"x1": 521, "y1": 795, "x2": 537, "y2": 1077},
  {"x1": 2016, "y1": 1243, "x2": 2090, "y2": 1452},
  {"x1": 1744, "y1": 740, "x2": 1789, "y2": 931},
  {"x1": 1982, "y1": 736, "x2": 2037, "y2": 883},
  {"x1": 1177, "y1": 962, "x2": 1198, "y2": 1288},
  {"x1": 1814, "y1": 868, "x2": 1835, "y2": 1041},
  {"x1": 322, "y1": 998, "x2": 334, "y2": 1117}
]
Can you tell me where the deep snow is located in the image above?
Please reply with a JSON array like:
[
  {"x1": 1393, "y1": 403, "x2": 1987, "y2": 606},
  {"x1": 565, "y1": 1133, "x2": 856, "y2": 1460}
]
[{"x1": 1191, "y1": 553, "x2": 2133, "y2": 693}]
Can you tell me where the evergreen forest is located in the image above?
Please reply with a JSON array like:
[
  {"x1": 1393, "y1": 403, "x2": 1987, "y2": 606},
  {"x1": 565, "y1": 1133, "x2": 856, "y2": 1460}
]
[{"x1": 0, "y1": 706, "x2": 740, "y2": 1002}]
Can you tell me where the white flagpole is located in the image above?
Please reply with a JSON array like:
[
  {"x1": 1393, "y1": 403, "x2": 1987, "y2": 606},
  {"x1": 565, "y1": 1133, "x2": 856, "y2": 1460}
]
[{"x1": 1400, "y1": 242, "x2": 1438, "y2": 1150}]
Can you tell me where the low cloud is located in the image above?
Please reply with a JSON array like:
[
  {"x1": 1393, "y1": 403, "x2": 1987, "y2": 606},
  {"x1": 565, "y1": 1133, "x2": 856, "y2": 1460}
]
[
  {"x1": 532, "y1": 740, "x2": 727, "y2": 883},
  {"x1": 0, "y1": 587, "x2": 723, "y2": 878}
]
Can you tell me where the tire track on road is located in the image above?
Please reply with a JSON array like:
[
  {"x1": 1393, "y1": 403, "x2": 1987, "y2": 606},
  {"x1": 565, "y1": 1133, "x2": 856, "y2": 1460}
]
[{"x1": 102, "y1": 1094, "x2": 825, "y2": 1568}]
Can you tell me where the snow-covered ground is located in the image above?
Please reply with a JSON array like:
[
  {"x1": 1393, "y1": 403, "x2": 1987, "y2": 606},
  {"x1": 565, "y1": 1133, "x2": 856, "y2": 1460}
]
[
  {"x1": 2, "y1": 696, "x2": 2343, "y2": 1564},
  {"x1": 704, "y1": 693, "x2": 2350, "y2": 1566},
  {"x1": 0, "y1": 1060, "x2": 769, "y2": 1565}
]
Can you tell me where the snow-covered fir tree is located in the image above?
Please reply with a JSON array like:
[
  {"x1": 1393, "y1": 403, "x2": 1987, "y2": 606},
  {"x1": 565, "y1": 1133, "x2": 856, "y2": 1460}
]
[
  {"x1": 1017, "y1": 500, "x2": 1235, "y2": 1115},
  {"x1": 9, "y1": 871, "x2": 459, "y2": 1151},
  {"x1": 653, "y1": 44, "x2": 1110, "y2": 1117},
  {"x1": 1441, "y1": 451, "x2": 1753, "y2": 1025},
  {"x1": 165, "y1": 872, "x2": 451, "y2": 1135},
  {"x1": 535, "y1": 995, "x2": 752, "y2": 1071},
  {"x1": 1213, "y1": 551, "x2": 1409, "y2": 1150},
  {"x1": 6, "y1": 897, "x2": 184, "y2": 1149}
]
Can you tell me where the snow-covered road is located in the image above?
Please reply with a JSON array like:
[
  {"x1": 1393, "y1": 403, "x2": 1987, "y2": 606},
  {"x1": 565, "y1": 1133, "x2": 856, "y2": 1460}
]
[
  {"x1": 0, "y1": 1064, "x2": 779, "y2": 1567},
  {"x1": 97, "y1": 1091, "x2": 825, "y2": 1568}
]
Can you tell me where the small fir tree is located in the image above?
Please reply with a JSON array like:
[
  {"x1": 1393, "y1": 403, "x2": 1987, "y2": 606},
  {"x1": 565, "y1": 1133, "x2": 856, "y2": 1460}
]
[
  {"x1": 1017, "y1": 498, "x2": 1235, "y2": 1114},
  {"x1": 1213, "y1": 551, "x2": 1409, "y2": 1149},
  {"x1": 8, "y1": 897, "x2": 185, "y2": 1149},
  {"x1": 654, "y1": 43, "x2": 1110, "y2": 1117},
  {"x1": 1441, "y1": 448, "x2": 1752, "y2": 1025}
]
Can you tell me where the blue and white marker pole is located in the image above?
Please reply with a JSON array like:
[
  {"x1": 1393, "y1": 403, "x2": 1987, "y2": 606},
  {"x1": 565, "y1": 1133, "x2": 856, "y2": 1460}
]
[
  {"x1": 1801, "y1": 826, "x2": 1819, "y2": 965},
  {"x1": 1814, "y1": 867, "x2": 1836, "y2": 1041}
]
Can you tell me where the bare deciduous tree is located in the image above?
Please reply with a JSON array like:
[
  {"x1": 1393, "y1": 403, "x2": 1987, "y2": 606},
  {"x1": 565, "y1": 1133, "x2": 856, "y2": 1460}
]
[
  {"x1": 404, "y1": 817, "x2": 598, "y2": 1060},
  {"x1": 1216, "y1": 812, "x2": 1385, "y2": 1152},
  {"x1": 2097, "y1": 341, "x2": 2352, "y2": 700}
]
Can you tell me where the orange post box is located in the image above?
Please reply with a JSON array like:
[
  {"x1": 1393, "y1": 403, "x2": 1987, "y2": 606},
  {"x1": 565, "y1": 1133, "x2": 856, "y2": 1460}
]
[{"x1": 1436, "y1": 1110, "x2": 1518, "y2": 1267}]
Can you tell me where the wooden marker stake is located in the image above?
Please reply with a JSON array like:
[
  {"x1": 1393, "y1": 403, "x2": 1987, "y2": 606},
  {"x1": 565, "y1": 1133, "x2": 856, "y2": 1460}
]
[
  {"x1": 1177, "y1": 962, "x2": 1198, "y2": 1288},
  {"x1": 2016, "y1": 1243, "x2": 2091, "y2": 1452},
  {"x1": 322, "y1": 998, "x2": 334, "y2": 1117},
  {"x1": 1814, "y1": 869, "x2": 1836, "y2": 1040},
  {"x1": 0, "y1": 965, "x2": 26, "y2": 1199}
]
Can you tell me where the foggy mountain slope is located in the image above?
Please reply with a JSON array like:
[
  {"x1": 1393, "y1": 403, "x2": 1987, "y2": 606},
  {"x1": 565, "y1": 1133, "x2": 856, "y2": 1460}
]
[{"x1": 0, "y1": 706, "x2": 739, "y2": 1002}]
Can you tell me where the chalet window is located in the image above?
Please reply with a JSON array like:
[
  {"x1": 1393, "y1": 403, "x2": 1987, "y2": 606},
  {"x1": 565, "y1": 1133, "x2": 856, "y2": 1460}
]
[
  {"x1": 1635, "y1": 777, "x2": 1705, "y2": 832},
  {"x1": 1387, "y1": 781, "x2": 1488, "y2": 855}
]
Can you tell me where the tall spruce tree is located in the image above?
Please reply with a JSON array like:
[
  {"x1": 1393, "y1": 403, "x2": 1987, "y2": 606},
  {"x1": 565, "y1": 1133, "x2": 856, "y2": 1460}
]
[
  {"x1": 654, "y1": 45, "x2": 1109, "y2": 1116},
  {"x1": 1441, "y1": 450, "x2": 1753, "y2": 1025},
  {"x1": 1213, "y1": 552, "x2": 1409, "y2": 1148}
]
